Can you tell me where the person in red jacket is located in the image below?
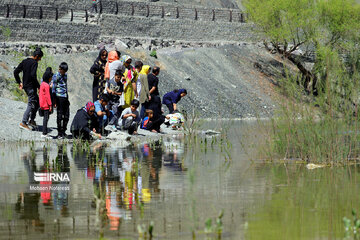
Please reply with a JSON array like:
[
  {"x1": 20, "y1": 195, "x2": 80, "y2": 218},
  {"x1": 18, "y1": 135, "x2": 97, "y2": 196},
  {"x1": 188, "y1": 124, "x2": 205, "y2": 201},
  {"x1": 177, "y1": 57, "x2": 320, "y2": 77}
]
[{"x1": 39, "y1": 67, "x2": 53, "y2": 138}]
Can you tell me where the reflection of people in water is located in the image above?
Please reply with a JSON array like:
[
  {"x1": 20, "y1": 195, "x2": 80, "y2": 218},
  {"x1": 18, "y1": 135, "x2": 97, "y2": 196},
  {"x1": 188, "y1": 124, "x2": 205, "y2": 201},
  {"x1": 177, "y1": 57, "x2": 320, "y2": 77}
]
[
  {"x1": 162, "y1": 137, "x2": 185, "y2": 171},
  {"x1": 40, "y1": 148, "x2": 51, "y2": 205},
  {"x1": 16, "y1": 148, "x2": 44, "y2": 230},
  {"x1": 141, "y1": 142, "x2": 163, "y2": 193},
  {"x1": 71, "y1": 141, "x2": 170, "y2": 230},
  {"x1": 16, "y1": 144, "x2": 71, "y2": 231},
  {"x1": 118, "y1": 147, "x2": 137, "y2": 210},
  {"x1": 105, "y1": 181, "x2": 124, "y2": 230},
  {"x1": 52, "y1": 144, "x2": 70, "y2": 217}
]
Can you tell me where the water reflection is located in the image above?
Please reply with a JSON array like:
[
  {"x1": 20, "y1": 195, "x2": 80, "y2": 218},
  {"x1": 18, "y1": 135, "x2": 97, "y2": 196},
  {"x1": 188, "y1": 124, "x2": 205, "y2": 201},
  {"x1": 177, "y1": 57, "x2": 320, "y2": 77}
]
[
  {"x1": 13, "y1": 144, "x2": 71, "y2": 235},
  {"x1": 66, "y1": 138, "x2": 185, "y2": 236},
  {"x1": 162, "y1": 136, "x2": 186, "y2": 172},
  {"x1": 0, "y1": 121, "x2": 288, "y2": 240}
]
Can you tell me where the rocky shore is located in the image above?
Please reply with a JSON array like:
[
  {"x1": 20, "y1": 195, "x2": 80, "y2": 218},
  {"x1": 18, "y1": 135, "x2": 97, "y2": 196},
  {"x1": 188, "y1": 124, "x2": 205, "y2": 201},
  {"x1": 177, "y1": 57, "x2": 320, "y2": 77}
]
[{"x1": 0, "y1": 97, "x2": 184, "y2": 142}]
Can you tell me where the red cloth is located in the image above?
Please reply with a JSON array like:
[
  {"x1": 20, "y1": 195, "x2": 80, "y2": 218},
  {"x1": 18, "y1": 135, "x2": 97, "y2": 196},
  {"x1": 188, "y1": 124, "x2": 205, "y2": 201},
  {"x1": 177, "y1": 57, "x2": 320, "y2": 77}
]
[{"x1": 39, "y1": 82, "x2": 52, "y2": 110}]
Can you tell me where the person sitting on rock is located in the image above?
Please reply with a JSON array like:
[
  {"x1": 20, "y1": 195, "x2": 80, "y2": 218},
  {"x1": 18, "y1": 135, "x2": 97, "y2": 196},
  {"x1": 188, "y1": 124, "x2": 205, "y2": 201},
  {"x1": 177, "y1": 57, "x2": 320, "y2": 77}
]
[
  {"x1": 162, "y1": 89, "x2": 187, "y2": 114},
  {"x1": 141, "y1": 109, "x2": 165, "y2": 133},
  {"x1": 119, "y1": 99, "x2": 141, "y2": 135},
  {"x1": 94, "y1": 94, "x2": 113, "y2": 134},
  {"x1": 71, "y1": 101, "x2": 101, "y2": 140}
]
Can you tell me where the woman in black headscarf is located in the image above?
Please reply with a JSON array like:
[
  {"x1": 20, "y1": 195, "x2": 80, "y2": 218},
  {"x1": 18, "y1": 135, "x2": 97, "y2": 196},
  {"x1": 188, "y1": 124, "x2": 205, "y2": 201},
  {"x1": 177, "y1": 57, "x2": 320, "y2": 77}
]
[{"x1": 90, "y1": 49, "x2": 108, "y2": 102}]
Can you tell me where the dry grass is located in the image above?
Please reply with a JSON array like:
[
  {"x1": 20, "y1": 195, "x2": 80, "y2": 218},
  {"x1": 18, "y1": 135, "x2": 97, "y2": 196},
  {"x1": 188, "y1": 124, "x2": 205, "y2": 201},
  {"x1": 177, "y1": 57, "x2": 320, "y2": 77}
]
[
  {"x1": 154, "y1": 60, "x2": 166, "y2": 70},
  {"x1": 128, "y1": 51, "x2": 148, "y2": 62},
  {"x1": 0, "y1": 62, "x2": 9, "y2": 71}
]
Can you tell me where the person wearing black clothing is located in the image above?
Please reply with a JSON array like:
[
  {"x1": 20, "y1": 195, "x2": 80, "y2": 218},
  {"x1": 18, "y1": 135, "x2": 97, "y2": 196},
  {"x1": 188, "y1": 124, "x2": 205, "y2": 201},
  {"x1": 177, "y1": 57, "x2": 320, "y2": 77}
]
[
  {"x1": 147, "y1": 66, "x2": 163, "y2": 120},
  {"x1": 71, "y1": 102, "x2": 101, "y2": 140},
  {"x1": 147, "y1": 93, "x2": 163, "y2": 120},
  {"x1": 52, "y1": 62, "x2": 70, "y2": 139},
  {"x1": 147, "y1": 66, "x2": 160, "y2": 97},
  {"x1": 90, "y1": 49, "x2": 108, "y2": 102},
  {"x1": 141, "y1": 109, "x2": 165, "y2": 133},
  {"x1": 14, "y1": 48, "x2": 43, "y2": 130}
]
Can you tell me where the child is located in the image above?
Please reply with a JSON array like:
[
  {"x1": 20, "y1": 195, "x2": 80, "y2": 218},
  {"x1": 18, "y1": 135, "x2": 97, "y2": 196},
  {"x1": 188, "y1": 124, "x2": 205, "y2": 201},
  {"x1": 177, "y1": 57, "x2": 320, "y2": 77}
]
[
  {"x1": 39, "y1": 67, "x2": 53, "y2": 138},
  {"x1": 119, "y1": 99, "x2": 141, "y2": 135},
  {"x1": 165, "y1": 110, "x2": 185, "y2": 130},
  {"x1": 51, "y1": 62, "x2": 70, "y2": 139},
  {"x1": 141, "y1": 109, "x2": 165, "y2": 133},
  {"x1": 105, "y1": 69, "x2": 124, "y2": 129},
  {"x1": 94, "y1": 94, "x2": 112, "y2": 134}
]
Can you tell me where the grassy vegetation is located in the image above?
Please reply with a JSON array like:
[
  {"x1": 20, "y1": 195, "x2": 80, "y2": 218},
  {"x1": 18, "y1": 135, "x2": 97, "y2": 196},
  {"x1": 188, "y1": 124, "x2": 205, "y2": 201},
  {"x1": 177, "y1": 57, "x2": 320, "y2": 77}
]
[
  {"x1": 261, "y1": 43, "x2": 360, "y2": 164},
  {"x1": 0, "y1": 26, "x2": 11, "y2": 41}
]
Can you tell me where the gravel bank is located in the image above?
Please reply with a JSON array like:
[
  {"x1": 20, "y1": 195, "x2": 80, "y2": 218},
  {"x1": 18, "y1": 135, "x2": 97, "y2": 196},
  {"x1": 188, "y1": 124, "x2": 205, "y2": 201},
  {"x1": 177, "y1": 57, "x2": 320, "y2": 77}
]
[
  {"x1": 0, "y1": 43, "x2": 281, "y2": 119},
  {"x1": 0, "y1": 97, "x2": 185, "y2": 142}
]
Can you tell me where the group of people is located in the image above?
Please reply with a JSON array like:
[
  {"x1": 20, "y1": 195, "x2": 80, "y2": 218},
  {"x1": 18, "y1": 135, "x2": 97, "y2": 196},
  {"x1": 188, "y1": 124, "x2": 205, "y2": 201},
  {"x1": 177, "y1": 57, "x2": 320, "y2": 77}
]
[{"x1": 14, "y1": 48, "x2": 188, "y2": 140}]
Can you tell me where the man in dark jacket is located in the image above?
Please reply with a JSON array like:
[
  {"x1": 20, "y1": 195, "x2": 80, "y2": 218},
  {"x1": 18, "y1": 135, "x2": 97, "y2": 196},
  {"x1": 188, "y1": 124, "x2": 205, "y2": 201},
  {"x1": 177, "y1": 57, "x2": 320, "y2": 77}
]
[
  {"x1": 71, "y1": 102, "x2": 101, "y2": 140},
  {"x1": 14, "y1": 48, "x2": 43, "y2": 130}
]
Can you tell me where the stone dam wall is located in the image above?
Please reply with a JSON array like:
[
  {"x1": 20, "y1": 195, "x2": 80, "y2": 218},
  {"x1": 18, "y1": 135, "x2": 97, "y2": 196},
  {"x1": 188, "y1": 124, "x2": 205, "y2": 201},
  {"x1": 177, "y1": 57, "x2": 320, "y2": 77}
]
[
  {"x1": 0, "y1": 18, "x2": 101, "y2": 45},
  {"x1": 100, "y1": 14, "x2": 252, "y2": 42},
  {"x1": 0, "y1": 0, "x2": 252, "y2": 45}
]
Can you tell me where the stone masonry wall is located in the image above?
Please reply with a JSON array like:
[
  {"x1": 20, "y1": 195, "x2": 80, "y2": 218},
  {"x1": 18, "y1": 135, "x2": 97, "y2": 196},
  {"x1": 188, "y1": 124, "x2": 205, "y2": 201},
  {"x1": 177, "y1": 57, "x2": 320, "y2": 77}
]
[
  {"x1": 0, "y1": 0, "x2": 250, "y2": 45},
  {"x1": 0, "y1": 0, "x2": 89, "y2": 9},
  {"x1": 0, "y1": 18, "x2": 100, "y2": 44},
  {"x1": 0, "y1": 1, "x2": 246, "y2": 23},
  {"x1": 100, "y1": 14, "x2": 252, "y2": 42}
]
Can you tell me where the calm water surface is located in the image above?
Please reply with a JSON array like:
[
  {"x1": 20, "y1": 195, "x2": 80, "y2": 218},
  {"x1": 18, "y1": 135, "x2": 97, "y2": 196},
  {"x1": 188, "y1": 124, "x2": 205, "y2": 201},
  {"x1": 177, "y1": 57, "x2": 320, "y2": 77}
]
[{"x1": 0, "y1": 121, "x2": 359, "y2": 239}]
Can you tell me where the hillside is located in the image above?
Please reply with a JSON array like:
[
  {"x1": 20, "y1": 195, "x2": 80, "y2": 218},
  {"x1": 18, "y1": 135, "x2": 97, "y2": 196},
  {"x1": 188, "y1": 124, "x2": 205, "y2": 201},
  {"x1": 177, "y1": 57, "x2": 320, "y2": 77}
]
[{"x1": 0, "y1": 43, "x2": 281, "y2": 119}]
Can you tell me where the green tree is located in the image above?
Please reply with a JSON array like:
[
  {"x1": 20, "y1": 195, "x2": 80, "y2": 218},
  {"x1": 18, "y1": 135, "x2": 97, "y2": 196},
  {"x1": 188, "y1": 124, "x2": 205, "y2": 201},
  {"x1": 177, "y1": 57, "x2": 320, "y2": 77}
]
[{"x1": 244, "y1": 0, "x2": 360, "y2": 94}]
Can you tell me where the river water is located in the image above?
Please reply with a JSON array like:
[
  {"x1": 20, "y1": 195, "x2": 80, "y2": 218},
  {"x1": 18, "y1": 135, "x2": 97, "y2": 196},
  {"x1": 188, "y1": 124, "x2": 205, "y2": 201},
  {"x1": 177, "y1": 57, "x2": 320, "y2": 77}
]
[{"x1": 0, "y1": 120, "x2": 358, "y2": 239}]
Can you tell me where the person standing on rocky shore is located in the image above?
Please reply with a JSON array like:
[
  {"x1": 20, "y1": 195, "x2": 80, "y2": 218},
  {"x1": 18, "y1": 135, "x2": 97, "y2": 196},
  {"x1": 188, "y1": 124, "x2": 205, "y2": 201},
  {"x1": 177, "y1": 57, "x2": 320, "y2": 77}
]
[
  {"x1": 120, "y1": 55, "x2": 138, "y2": 108},
  {"x1": 90, "y1": 48, "x2": 108, "y2": 102},
  {"x1": 147, "y1": 67, "x2": 162, "y2": 119},
  {"x1": 39, "y1": 67, "x2": 53, "y2": 138},
  {"x1": 14, "y1": 47, "x2": 43, "y2": 131},
  {"x1": 52, "y1": 62, "x2": 70, "y2": 139},
  {"x1": 91, "y1": 0, "x2": 99, "y2": 14},
  {"x1": 137, "y1": 64, "x2": 151, "y2": 119}
]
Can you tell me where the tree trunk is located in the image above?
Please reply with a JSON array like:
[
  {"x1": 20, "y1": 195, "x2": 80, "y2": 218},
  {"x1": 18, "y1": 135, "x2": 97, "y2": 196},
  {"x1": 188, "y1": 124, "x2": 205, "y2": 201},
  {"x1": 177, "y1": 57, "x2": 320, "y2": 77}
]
[
  {"x1": 269, "y1": 42, "x2": 318, "y2": 95},
  {"x1": 287, "y1": 54, "x2": 318, "y2": 95}
]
